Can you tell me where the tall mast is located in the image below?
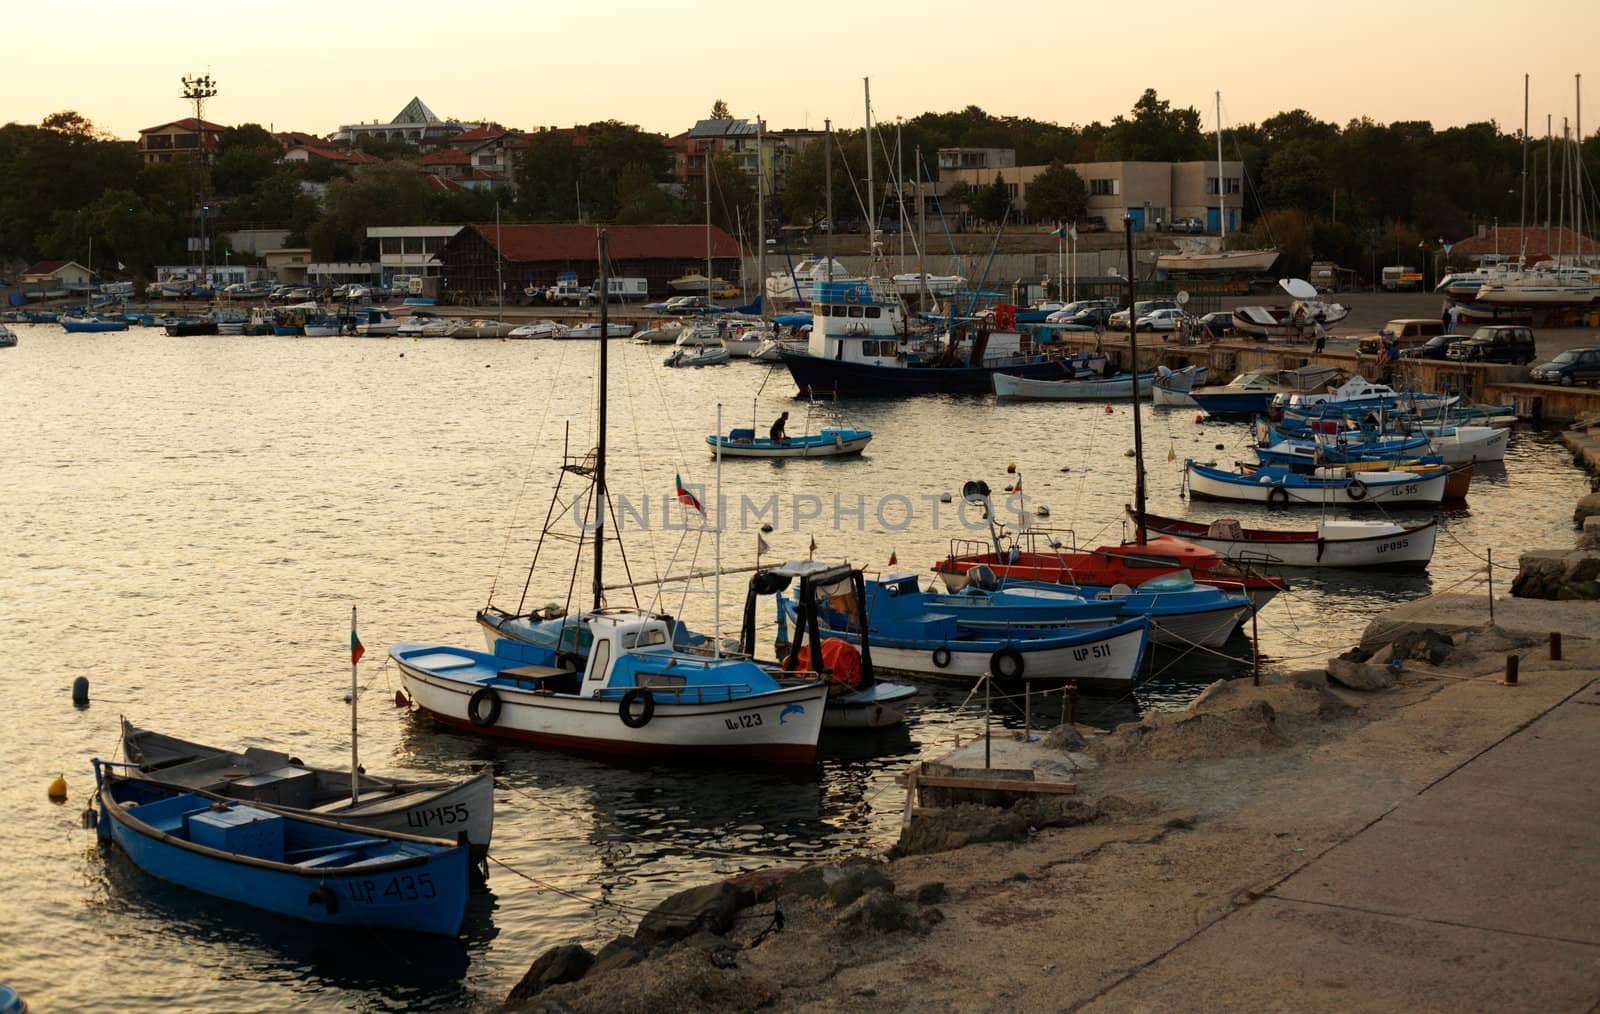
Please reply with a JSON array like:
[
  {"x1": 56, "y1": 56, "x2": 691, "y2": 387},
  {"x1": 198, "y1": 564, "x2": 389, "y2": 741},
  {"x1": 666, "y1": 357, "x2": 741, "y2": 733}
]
[
  {"x1": 1125, "y1": 217, "x2": 1146, "y2": 543},
  {"x1": 865, "y1": 78, "x2": 875, "y2": 258},
  {"x1": 1216, "y1": 91, "x2": 1226, "y2": 242},
  {"x1": 1577, "y1": 74, "x2": 1584, "y2": 261},
  {"x1": 496, "y1": 200, "x2": 504, "y2": 321},
  {"x1": 1548, "y1": 115, "x2": 1554, "y2": 231},
  {"x1": 1520, "y1": 73, "x2": 1529, "y2": 265},
  {"x1": 704, "y1": 141, "x2": 714, "y2": 309},
  {"x1": 896, "y1": 120, "x2": 905, "y2": 272},
  {"x1": 592, "y1": 231, "x2": 609, "y2": 612},
  {"x1": 756, "y1": 116, "x2": 766, "y2": 318},
  {"x1": 916, "y1": 146, "x2": 929, "y2": 311},
  {"x1": 824, "y1": 119, "x2": 833, "y2": 283}
]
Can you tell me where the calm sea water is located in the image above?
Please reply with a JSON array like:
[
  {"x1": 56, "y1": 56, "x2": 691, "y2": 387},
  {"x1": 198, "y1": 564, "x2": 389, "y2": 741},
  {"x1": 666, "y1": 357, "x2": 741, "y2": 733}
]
[{"x1": 1, "y1": 324, "x2": 1589, "y2": 1010}]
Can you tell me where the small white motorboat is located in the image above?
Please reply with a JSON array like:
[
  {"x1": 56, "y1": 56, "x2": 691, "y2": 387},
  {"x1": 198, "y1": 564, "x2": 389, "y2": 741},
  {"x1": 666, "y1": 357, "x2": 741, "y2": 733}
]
[
  {"x1": 508, "y1": 320, "x2": 570, "y2": 339},
  {"x1": 664, "y1": 346, "x2": 731, "y2": 368}
]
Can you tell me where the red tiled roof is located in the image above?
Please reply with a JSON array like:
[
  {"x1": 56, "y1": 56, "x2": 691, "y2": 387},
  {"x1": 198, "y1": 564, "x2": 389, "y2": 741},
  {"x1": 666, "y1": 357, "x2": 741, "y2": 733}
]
[
  {"x1": 23, "y1": 260, "x2": 69, "y2": 275},
  {"x1": 283, "y1": 144, "x2": 379, "y2": 164},
  {"x1": 461, "y1": 168, "x2": 509, "y2": 181},
  {"x1": 1449, "y1": 226, "x2": 1592, "y2": 260},
  {"x1": 139, "y1": 117, "x2": 226, "y2": 135},
  {"x1": 275, "y1": 130, "x2": 325, "y2": 148},
  {"x1": 419, "y1": 148, "x2": 471, "y2": 165},
  {"x1": 421, "y1": 174, "x2": 465, "y2": 192},
  {"x1": 452, "y1": 126, "x2": 514, "y2": 143},
  {"x1": 471, "y1": 224, "x2": 742, "y2": 261}
]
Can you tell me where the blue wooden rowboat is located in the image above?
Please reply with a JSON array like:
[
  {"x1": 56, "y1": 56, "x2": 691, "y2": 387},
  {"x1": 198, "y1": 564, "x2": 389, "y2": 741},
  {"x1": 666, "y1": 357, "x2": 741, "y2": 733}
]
[
  {"x1": 93, "y1": 760, "x2": 470, "y2": 937},
  {"x1": 707, "y1": 427, "x2": 872, "y2": 458}
]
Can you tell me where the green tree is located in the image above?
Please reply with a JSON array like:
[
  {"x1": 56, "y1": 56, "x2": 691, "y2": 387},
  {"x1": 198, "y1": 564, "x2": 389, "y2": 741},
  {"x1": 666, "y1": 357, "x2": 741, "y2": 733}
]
[
  {"x1": 614, "y1": 163, "x2": 680, "y2": 223},
  {"x1": 709, "y1": 99, "x2": 731, "y2": 120},
  {"x1": 307, "y1": 161, "x2": 432, "y2": 260},
  {"x1": 972, "y1": 173, "x2": 1012, "y2": 226},
  {"x1": 778, "y1": 131, "x2": 867, "y2": 227},
  {"x1": 1102, "y1": 90, "x2": 1206, "y2": 162},
  {"x1": 1024, "y1": 160, "x2": 1087, "y2": 223},
  {"x1": 514, "y1": 132, "x2": 581, "y2": 220},
  {"x1": 706, "y1": 151, "x2": 756, "y2": 236},
  {"x1": 1262, "y1": 140, "x2": 1331, "y2": 216}
]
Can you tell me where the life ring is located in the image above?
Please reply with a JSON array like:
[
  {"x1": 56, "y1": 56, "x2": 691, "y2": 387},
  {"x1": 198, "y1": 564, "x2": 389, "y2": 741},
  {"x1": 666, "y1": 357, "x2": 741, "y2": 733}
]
[
  {"x1": 989, "y1": 647, "x2": 1025, "y2": 679},
  {"x1": 468, "y1": 687, "x2": 502, "y2": 727},
  {"x1": 1267, "y1": 485, "x2": 1290, "y2": 505},
  {"x1": 931, "y1": 645, "x2": 953, "y2": 669},
  {"x1": 1346, "y1": 478, "x2": 1369, "y2": 501},
  {"x1": 844, "y1": 287, "x2": 860, "y2": 304},
  {"x1": 619, "y1": 688, "x2": 655, "y2": 728}
]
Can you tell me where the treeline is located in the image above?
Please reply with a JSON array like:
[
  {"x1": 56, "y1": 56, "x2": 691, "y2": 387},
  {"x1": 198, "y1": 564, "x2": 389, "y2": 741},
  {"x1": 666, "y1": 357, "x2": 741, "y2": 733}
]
[{"x1": 1, "y1": 92, "x2": 1596, "y2": 284}]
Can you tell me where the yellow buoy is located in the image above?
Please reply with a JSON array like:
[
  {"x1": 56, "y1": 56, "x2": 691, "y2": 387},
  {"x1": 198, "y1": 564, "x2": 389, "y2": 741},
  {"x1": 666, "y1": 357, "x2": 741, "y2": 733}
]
[{"x1": 47, "y1": 774, "x2": 67, "y2": 801}]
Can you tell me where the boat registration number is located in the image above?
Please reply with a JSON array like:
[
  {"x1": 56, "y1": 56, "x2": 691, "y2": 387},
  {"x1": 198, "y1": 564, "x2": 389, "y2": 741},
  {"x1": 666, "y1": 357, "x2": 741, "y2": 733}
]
[
  {"x1": 1072, "y1": 644, "x2": 1113, "y2": 662},
  {"x1": 406, "y1": 803, "x2": 470, "y2": 831},
  {"x1": 346, "y1": 873, "x2": 438, "y2": 905},
  {"x1": 725, "y1": 713, "x2": 764, "y2": 730},
  {"x1": 1376, "y1": 539, "x2": 1410, "y2": 554}
]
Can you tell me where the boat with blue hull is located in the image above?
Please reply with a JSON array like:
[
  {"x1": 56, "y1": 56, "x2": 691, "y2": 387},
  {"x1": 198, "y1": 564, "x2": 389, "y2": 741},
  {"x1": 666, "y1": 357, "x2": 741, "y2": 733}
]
[
  {"x1": 706, "y1": 427, "x2": 872, "y2": 458},
  {"x1": 92, "y1": 761, "x2": 470, "y2": 937},
  {"x1": 779, "y1": 280, "x2": 1102, "y2": 396},
  {"x1": 61, "y1": 315, "x2": 128, "y2": 333},
  {"x1": 1185, "y1": 459, "x2": 1448, "y2": 506}
]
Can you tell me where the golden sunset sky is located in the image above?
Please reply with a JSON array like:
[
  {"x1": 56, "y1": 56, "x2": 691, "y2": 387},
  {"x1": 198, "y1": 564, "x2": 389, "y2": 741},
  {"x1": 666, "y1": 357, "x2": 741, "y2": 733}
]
[{"x1": 7, "y1": 0, "x2": 1596, "y2": 140}]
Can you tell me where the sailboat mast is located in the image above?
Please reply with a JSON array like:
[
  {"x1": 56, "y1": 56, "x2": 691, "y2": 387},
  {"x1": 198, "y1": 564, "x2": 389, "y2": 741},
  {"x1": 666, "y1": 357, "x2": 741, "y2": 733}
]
[
  {"x1": 1521, "y1": 74, "x2": 1529, "y2": 261},
  {"x1": 756, "y1": 117, "x2": 765, "y2": 318},
  {"x1": 865, "y1": 78, "x2": 875, "y2": 254},
  {"x1": 824, "y1": 120, "x2": 833, "y2": 283},
  {"x1": 896, "y1": 120, "x2": 905, "y2": 272},
  {"x1": 1577, "y1": 74, "x2": 1584, "y2": 261},
  {"x1": 1125, "y1": 217, "x2": 1146, "y2": 543},
  {"x1": 593, "y1": 231, "x2": 609, "y2": 612},
  {"x1": 704, "y1": 143, "x2": 714, "y2": 309},
  {"x1": 916, "y1": 146, "x2": 929, "y2": 311},
  {"x1": 496, "y1": 200, "x2": 504, "y2": 321},
  {"x1": 1216, "y1": 91, "x2": 1226, "y2": 242}
]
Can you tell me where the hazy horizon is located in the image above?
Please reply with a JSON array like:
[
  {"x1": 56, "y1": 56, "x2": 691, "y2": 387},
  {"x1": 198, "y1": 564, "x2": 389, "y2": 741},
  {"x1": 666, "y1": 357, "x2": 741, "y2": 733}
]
[{"x1": 7, "y1": 0, "x2": 1598, "y2": 143}]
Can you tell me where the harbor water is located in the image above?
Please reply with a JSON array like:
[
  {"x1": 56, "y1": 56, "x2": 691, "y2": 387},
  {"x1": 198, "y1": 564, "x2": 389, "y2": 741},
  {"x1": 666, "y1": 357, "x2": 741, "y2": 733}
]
[{"x1": 1, "y1": 325, "x2": 1590, "y2": 1010}]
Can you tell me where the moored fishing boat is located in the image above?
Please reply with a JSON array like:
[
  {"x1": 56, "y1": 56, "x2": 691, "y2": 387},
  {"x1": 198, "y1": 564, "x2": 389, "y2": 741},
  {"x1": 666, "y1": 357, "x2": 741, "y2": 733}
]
[
  {"x1": 92, "y1": 761, "x2": 470, "y2": 936},
  {"x1": 1151, "y1": 365, "x2": 1207, "y2": 407},
  {"x1": 706, "y1": 426, "x2": 872, "y2": 458},
  {"x1": 119, "y1": 720, "x2": 495, "y2": 862},
  {"x1": 994, "y1": 369, "x2": 1156, "y2": 401},
  {"x1": 1185, "y1": 459, "x2": 1447, "y2": 506},
  {"x1": 1136, "y1": 510, "x2": 1438, "y2": 569}
]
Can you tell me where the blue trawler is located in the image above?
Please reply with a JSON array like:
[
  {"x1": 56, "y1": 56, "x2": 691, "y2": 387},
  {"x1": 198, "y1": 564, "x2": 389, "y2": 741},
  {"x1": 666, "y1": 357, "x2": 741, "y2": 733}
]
[{"x1": 779, "y1": 281, "x2": 1103, "y2": 396}]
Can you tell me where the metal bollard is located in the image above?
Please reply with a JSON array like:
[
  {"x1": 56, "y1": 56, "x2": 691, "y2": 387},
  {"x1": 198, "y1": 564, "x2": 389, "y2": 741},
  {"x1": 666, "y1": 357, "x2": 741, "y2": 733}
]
[
  {"x1": 1550, "y1": 632, "x2": 1562, "y2": 661},
  {"x1": 1504, "y1": 655, "x2": 1519, "y2": 686}
]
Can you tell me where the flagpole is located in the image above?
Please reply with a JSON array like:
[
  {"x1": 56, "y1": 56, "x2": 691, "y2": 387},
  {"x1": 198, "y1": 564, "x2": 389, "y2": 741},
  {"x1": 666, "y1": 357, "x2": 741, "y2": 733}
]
[
  {"x1": 713, "y1": 402, "x2": 723, "y2": 660},
  {"x1": 350, "y1": 605, "x2": 360, "y2": 805},
  {"x1": 1057, "y1": 222, "x2": 1064, "y2": 301}
]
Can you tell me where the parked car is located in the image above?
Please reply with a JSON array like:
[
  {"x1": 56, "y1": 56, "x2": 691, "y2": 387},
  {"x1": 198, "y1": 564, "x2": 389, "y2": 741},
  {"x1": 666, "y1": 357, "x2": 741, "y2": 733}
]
[
  {"x1": 1195, "y1": 311, "x2": 1234, "y2": 337},
  {"x1": 1108, "y1": 299, "x2": 1178, "y2": 330},
  {"x1": 1136, "y1": 307, "x2": 1188, "y2": 332},
  {"x1": 1399, "y1": 334, "x2": 1470, "y2": 360},
  {"x1": 1053, "y1": 306, "x2": 1116, "y2": 329},
  {"x1": 1356, "y1": 318, "x2": 1447, "y2": 355},
  {"x1": 1530, "y1": 347, "x2": 1600, "y2": 386},
  {"x1": 661, "y1": 295, "x2": 709, "y2": 315},
  {"x1": 1168, "y1": 217, "x2": 1204, "y2": 233},
  {"x1": 1044, "y1": 298, "x2": 1117, "y2": 324},
  {"x1": 1443, "y1": 325, "x2": 1537, "y2": 365}
]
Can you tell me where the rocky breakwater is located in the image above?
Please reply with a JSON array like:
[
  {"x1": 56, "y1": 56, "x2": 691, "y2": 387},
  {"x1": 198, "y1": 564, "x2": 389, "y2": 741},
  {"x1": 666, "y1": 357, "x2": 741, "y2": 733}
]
[
  {"x1": 499, "y1": 584, "x2": 1599, "y2": 1012},
  {"x1": 1510, "y1": 489, "x2": 1600, "y2": 599}
]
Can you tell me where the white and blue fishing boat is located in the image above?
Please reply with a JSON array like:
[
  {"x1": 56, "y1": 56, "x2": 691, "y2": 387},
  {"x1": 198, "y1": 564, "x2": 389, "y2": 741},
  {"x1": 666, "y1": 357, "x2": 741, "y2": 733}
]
[
  {"x1": 1151, "y1": 365, "x2": 1208, "y2": 408},
  {"x1": 993, "y1": 369, "x2": 1157, "y2": 401},
  {"x1": 61, "y1": 315, "x2": 128, "y2": 333},
  {"x1": 0, "y1": 324, "x2": 16, "y2": 348},
  {"x1": 119, "y1": 720, "x2": 495, "y2": 864},
  {"x1": 779, "y1": 281, "x2": 1102, "y2": 395},
  {"x1": 1137, "y1": 510, "x2": 1439, "y2": 570},
  {"x1": 706, "y1": 426, "x2": 872, "y2": 458},
  {"x1": 787, "y1": 569, "x2": 1150, "y2": 685},
  {"x1": 1276, "y1": 376, "x2": 1457, "y2": 415},
  {"x1": 92, "y1": 760, "x2": 470, "y2": 937},
  {"x1": 1185, "y1": 459, "x2": 1447, "y2": 506}
]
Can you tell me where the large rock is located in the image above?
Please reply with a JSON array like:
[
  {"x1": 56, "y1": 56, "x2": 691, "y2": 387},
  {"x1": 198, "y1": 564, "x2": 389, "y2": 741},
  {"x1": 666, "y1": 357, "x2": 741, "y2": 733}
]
[
  {"x1": 1327, "y1": 656, "x2": 1397, "y2": 691},
  {"x1": 826, "y1": 861, "x2": 895, "y2": 908},
  {"x1": 635, "y1": 881, "x2": 746, "y2": 950},
  {"x1": 588, "y1": 935, "x2": 646, "y2": 977},
  {"x1": 506, "y1": 943, "x2": 594, "y2": 1002},
  {"x1": 1391, "y1": 629, "x2": 1453, "y2": 665},
  {"x1": 1580, "y1": 516, "x2": 1600, "y2": 550},
  {"x1": 836, "y1": 889, "x2": 923, "y2": 934},
  {"x1": 1512, "y1": 549, "x2": 1600, "y2": 600},
  {"x1": 1574, "y1": 491, "x2": 1600, "y2": 528}
]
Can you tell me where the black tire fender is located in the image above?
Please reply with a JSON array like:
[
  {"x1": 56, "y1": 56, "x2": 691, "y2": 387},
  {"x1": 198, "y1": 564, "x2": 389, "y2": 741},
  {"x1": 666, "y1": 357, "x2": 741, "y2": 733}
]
[
  {"x1": 307, "y1": 885, "x2": 339, "y2": 915},
  {"x1": 931, "y1": 645, "x2": 953, "y2": 669},
  {"x1": 468, "y1": 687, "x2": 502, "y2": 727},
  {"x1": 1346, "y1": 478, "x2": 1368, "y2": 501},
  {"x1": 619, "y1": 688, "x2": 655, "y2": 728},
  {"x1": 989, "y1": 647, "x2": 1025, "y2": 680},
  {"x1": 1267, "y1": 485, "x2": 1290, "y2": 505}
]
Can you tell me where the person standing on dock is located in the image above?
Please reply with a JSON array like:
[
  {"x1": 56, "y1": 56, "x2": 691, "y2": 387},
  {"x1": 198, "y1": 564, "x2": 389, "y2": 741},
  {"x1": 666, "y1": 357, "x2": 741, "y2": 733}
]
[{"x1": 1314, "y1": 317, "x2": 1327, "y2": 354}]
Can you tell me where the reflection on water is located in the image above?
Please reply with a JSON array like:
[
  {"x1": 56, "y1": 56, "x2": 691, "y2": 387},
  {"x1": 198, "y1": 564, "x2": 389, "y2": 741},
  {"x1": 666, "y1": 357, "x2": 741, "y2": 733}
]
[{"x1": 2, "y1": 327, "x2": 1590, "y2": 1010}]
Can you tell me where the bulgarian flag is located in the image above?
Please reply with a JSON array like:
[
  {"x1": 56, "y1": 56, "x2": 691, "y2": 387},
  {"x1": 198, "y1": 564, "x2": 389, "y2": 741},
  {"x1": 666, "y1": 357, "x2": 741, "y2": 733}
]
[
  {"x1": 674, "y1": 472, "x2": 703, "y2": 514},
  {"x1": 350, "y1": 608, "x2": 365, "y2": 664},
  {"x1": 1050, "y1": 224, "x2": 1065, "y2": 241}
]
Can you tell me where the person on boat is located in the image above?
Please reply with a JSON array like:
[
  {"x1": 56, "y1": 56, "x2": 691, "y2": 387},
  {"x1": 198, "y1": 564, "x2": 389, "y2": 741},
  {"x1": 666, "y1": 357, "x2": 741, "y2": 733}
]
[{"x1": 770, "y1": 412, "x2": 789, "y2": 444}]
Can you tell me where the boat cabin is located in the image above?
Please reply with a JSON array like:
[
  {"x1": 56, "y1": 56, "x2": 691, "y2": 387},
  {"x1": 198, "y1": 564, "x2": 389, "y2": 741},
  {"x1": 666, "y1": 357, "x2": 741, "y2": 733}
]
[{"x1": 806, "y1": 280, "x2": 909, "y2": 364}]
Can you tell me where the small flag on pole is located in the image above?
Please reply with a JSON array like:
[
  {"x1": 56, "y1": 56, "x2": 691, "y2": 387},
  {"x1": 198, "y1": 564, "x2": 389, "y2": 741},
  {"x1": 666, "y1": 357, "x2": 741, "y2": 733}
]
[
  {"x1": 757, "y1": 533, "x2": 771, "y2": 555},
  {"x1": 1068, "y1": 224, "x2": 1077, "y2": 240},
  {"x1": 808, "y1": 534, "x2": 817, "y2": 561},
  {"x1": 1049, "y1": 224, "x2": 1065, "y2": 241},
  {"x1": 351, "y1": 614, "x2": 365, "y2": 664},
  {"x1": 888, "y1": 549, "x2": 897, "y2": 566},
  {"x1": 674, "y1": 472, "x2": 703, "y2": 514}
]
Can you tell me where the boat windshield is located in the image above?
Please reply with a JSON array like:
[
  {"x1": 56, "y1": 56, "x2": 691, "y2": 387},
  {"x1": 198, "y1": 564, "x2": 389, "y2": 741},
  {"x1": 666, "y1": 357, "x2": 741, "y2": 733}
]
[{"x1": 1137, "y1": 572, "x2": 1196, "y2": 592}]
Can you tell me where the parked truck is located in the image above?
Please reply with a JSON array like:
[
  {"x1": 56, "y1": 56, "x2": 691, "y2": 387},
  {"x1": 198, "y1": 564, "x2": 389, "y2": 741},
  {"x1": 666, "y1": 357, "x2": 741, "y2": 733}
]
[{"x1": 1381, "y1": 265, "x2": 1424, "y2": 291}]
